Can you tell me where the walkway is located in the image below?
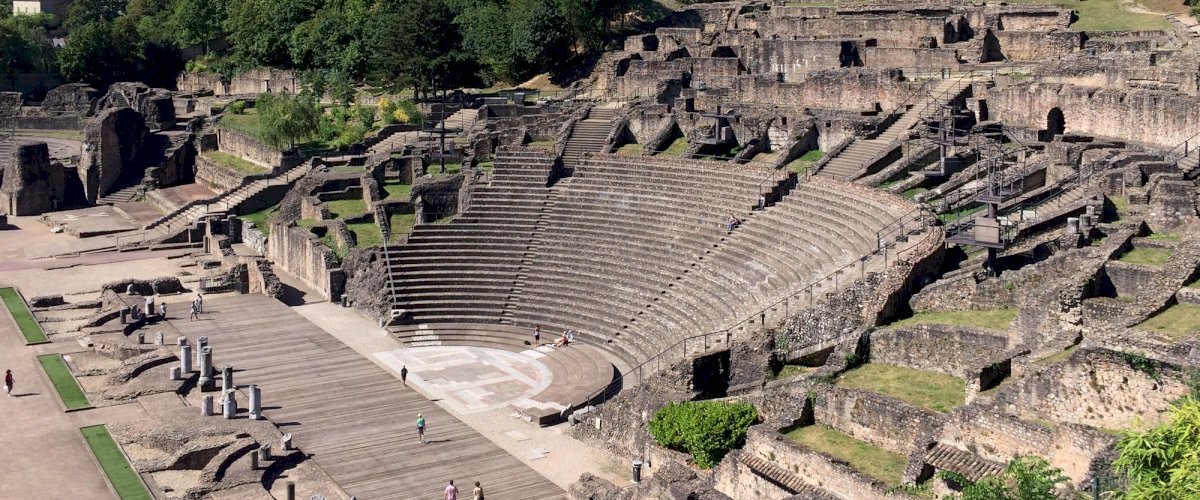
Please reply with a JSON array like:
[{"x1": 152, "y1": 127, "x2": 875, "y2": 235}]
[
  {"x1": 169, "y1": 294, "x2": 565, "y2": 500},
  {"x1": 0, "y1": 291, "x2": 114, "y2": 500}
]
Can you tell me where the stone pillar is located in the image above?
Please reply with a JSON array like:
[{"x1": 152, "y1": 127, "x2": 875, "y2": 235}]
[
  {"x1": 258, "y1": 444, "x2": 271, "y2": 461},
  {"x1": 286, "y1": 481, "x2": 295, "y2": 500},
  {"x1": 198, "y1": 347, "x2": 213, "y2": 388},
  {"x1": 180, "y1": 344, "x2": 193, "y2": 374},
  {"x1": 136, "y1": 332, "x2": 144, "y2": 344},
  {"x1": 170, "y1": 366, "x2": 181, "y2": 380},
  {"x1": 221, "y1": 365, "x2": 234, "y2": 392},
  {"x1": 177, "y1": 336, "x2": 188, "y2": 346},
  {"x1": 154, "y1": 332, "x2": 164, "y2": 345},
  {"x1": 201, "y1": 395, "x2": 213, "y2": 416},
  {"x1": 120, "y1": 309, "x2": 128, "y2": 324},
  {"x1": 249, "y1": 384, "x2": 261, "y2": 420},
  {"x1": 223, "y1": 389, "x2": 237, "y2": 418},
  {"x1": 1066, "y1": 217, "x2": 1079, "y2": 235},
  {"x1": 195, "y1": 336, "x2": 208, "y2": 366}
]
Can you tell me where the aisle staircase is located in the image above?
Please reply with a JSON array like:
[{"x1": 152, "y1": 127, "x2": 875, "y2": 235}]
[
  {"x1": 561, "y1": 107, "x2": 618, "y2": 169},
  {"x1": 144, "y1": 162, "x2": 312, "y2": 235},
  {"x1": 816, "y1": 77, "x2": 975, "y2": 180}
]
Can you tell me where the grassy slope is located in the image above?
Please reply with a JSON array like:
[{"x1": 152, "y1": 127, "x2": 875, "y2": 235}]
[
  {"x1": 201, "y1": 151, "x2": 271, "y2": 176},
  {"x1": 1137, "y1": 304, "x2": 1200, "y2": 339},
  {"x1": 0, "y1": 288, "x2": 48, "y2": 343},
  {"x1": 837, "y1": 363, "x2": 966, "y2": 412},
  {"x1": 1117, "y1": 247, "x2": 1174, "y2": 266},
  {"x1": 784, "y1": 424, "x2": 908, "y2": 486},
  {"x1": 885, "y1": 308, "x2": 1018, "y2": 331}
]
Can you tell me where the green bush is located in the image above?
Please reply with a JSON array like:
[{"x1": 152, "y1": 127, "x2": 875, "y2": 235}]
[
  {"x1": 228, "y1": 100, "x2": 246, "y2": 115},
  {"x1": 353, "y1": 104, "x2": 376, "y2": 129},
  {"x1": 648, "y1": 400, "x2": 758, "y2": 468}
]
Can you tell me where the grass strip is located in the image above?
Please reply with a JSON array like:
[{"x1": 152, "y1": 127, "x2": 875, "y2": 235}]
[
  {"x1": 884, "y1": 308, "x2": 1017, "y2": 331},
  {"x1": 0, "y1": 287, "x2": 48, "y2": 344},
  {"x1": 784, "y1": 424, "x2": 908, "y2": 486},
  {"x1": 37, "y1": 354, "x2": 90, "y2": 410},
  {"x1": 80, "y1": 425, "x2": 153, "y2": 500},
  {"x1": 836, "y1": 363, "x2": 965, "y2": 413}
]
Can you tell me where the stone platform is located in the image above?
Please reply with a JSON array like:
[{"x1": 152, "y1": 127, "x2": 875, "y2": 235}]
[{"x1": 41, "y1": 206, "x2": 138, "y2": 238}]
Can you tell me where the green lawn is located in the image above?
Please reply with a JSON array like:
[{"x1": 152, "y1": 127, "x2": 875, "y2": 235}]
[
  {"x1": 615, "y1": 143, "x2": 644, "y2": 156},
  {"x1": 902, "y1": 187, "x2": 929, "y2": 199},
  {"x1": 80, "y1": 425, "x2": 153, "y2": 500},
  {"x1": 885, "y1": 308, "x2": 1017, "y2": 331},
  {"x1": 37, "y1": 354, "x2": 90, "y2": 410},
  {"x1": 1108, "y1": 195, "x2": 1129, "y2": 222},
  {"x1": 346, "y1": 221, "x2": 384, "y2": 248},
  {"x1": 382, "y1": 182, "x2": 412, "y2": 202},
  {"x1": 787, "y1": 149, "x2": 823, "y2": 175},
  {"x1": 1146, "y1": 232, "x2": 1182, "y2": 242},
  {"x1": 1187, "y1": 279, "x2": 1200, "y2": 289},
  {"x1": 993, "y1": 0, "x2": 1173, "y2": 31},
  {"x1": 526, "y1": 140, "x2": 555, "y2": 149},
  {"x1": 938, "y1": 204, "x2": 986, "y2": 224},
  {"x1": 217, "y1": 108, "x2": 262, "y2": 137},
  {"x1": 836, "y1": 363, "x2": 966, "y2": 413},
  {"x1": 324, "y1": 198, "x2": 368, "y2": 219},
  {"x1": 783, "y1": 424, "x2": 908, "y2": 486},
  {"x1": 201, "y1": 151, "x2": 271, "y2": 176},
  {"x1": 1117, "y1": 247, "x2": 1174, "y2": 267},
  {"x1": 476, "y1": 159, "x2": 495, "y2": 171},
  {"x1": 0, "y1": 287, "x2": 48, "y2": 344},
  {"x1": 1137, "y1": 304, "x2": 1200, "y2": 340},
  {"x1": 1035, "y1": 346, "x2": 1077, "y2": 365},
  {"x1": 13, "y1": 129, "x2": 83, "y2": 141},
  {"x1": 658, "y1": 137, "x2": 690, "y2": 157},
  {"x1": 426, "y1": 162, "x2": 463, "y2": 176},
  {"x1": 772, "y1": 364, "x2": 812, "y2": 380},
  {"x1": 240, "y1": 204, "x2": 279, "y2": 231},
  {"x1": 389, "y1": 213, "x2": 417, "y2": 242}
]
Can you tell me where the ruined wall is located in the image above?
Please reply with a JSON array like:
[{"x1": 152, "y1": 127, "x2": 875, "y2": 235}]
[
  {"x1": 734, "y1": 426, "x2": 895, "y2": 500},
  {"x1": 813, "y1": 385, "x2": 946, "y2": 456},
  {"x1": 731, "y1": 69, "x2": 907, "y2": 112},
  {"x1": 738, "y1": 39, "x2": 848, "y2": 81},
  {"x1": 215, "y1": 128, "x2": 293, "y2": 170},
  {"x1": 870, "y1": 325, "x2": 1009, "y2": 379},
  {"x1": 0, "y1": 142, "x2": 62, "y2": 215},
  {"x1": 757, "y1": 16, "x2": 956, "y2": 47},
  {"x1": 993, "y1": 31, "x2": 1082, "y2": 62},
  {"x1": 991, "y1": 348, "x2": 1190, "y2": 430},
  {"x1": 78, "y1": 107, "x2": 147, "y2": 203},
  {"x1": 266, "y1": 222, "x2": 341, "y2": 301},
  {"x1": 937, "y1": 406, "x2": 1116, "y2": 485},
  {"x1": 41, "y1": 83, "x2": 98, "y2": 116},
  {"x1": 176, "y1": 68, "x2": 299, "y2": 96},
  {"x1": 194, "y1": 155, "x2": 251, "y2": 193},
  {"x1": 988, "y1": 83, "x2": 1200, "y2": 149}
]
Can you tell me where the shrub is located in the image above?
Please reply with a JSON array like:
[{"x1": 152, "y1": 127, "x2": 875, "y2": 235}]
[
  {"x1": 395, "y1": 100, "x2": 422, "y2": 124},
  {"x1": 228, "y1": 100, "x2": 246, "y2": 115},
  {"x1": 379, "y1": 97, "x2": 399, "y2": 125},
  {"x1": 939, "y1": 456, "x2": 1068, "y2": 499},
  {"x1": 330, "y1": 105, "x2": 351, "y2": 127},
  {"x1": 354, "y1": 104, "x2": 376, "y2": 129},
  {"x1": 648, "y1": 400, "x2": 758, "y2": 468}
]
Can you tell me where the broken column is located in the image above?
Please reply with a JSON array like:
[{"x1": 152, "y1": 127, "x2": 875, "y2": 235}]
[
  {"x1": 195, "y1": 336, "x2": 208, "y2": 366},
  {"x1": 154, "y1": 332, "x2": 163, "y2": 345},
  {"x1": 249, "y1": 384, "x2": 261, "y2": 420},
  {"x1": 1066, "y1": 217, "x2": 1080, "y2": 235},
  {"x1": 222, "y1": 365, "x2": 234, "y2": 392},
  {"x1": 198, "y1": 347, "x2": 213, "y2": 388},
  {"x1": 180, "y1": 344, "x2": 193, "y2": 374},
  {"x1": 222, "y1": 389, "x2": 237, "y2": 418},
  {"x1": 170, "y1": 366, "x2": 181, "y2": 380},
  {"x1": 201, "y1": 395, "x2": 213, "y2": 416}
]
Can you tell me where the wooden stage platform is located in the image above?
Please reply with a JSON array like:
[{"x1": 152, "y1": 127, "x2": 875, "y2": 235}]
[{"x1": 170, "y1": 294, "x2": 564, "y2": 499}]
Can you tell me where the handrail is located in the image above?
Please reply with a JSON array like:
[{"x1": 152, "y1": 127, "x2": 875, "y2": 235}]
[
  {"x1": 1162, "y1": 129, "x2": 1200, "y2": 163},
  {"x1": 577, "y1": 197, "x2": 938, "y2": 410}
]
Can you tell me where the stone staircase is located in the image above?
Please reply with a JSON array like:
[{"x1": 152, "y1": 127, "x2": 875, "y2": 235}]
[
  {"x1": 1177, "y1": 152, "x2": 1200, "y2": 180},
  {"x1": 143, "y1": 162, "x2": 312, "y2": 235},
  {"x1": 438, "y1": 108, "x2": 480, "y2": 136},
  {"x1": 561, "y1": 107, "x2": 617, "y2": 169},
  {"x1": 816, "y1": 77, "x2": 974, "y2": 180},
  {"x1": 97, "y1": 185, "x2": 144, "y2": 205}
]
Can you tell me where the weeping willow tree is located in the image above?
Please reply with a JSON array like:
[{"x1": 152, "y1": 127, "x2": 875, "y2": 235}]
[{"x1": 256, "y1": 92, "x2": 321, "y2": 151}]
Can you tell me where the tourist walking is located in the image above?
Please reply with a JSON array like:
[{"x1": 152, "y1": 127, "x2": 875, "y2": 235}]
[
  {"x1": 473, "y1": 481, "x2": 484, "y2": 500},
  {"x1": 532, "y1": 325, "x2": 541, "y2": 346},
  {"x1": 4, "y1": 369, "x2": 12, "y2": 396},
  {"x1": 417, "y1": 413, "x2": 427, "y2": 443},
  {"x1": 195, "y1": 293, "x2": 203, "y2": 313},
  {"x1": 159, "y1": 302, "x2": 167, "y2": 319},
  {"x1": 445, "y1": 479, "x2": 459, "y2": 500},
  {"x1": 758, "y1": 194, "x2": 766, "y2": 210},
  {"x1": 189, "y1": 301, "x2": 200, "y2": 322},
  {"x1": 400, "y1": 365, "x2": 408, "y2": 387}
]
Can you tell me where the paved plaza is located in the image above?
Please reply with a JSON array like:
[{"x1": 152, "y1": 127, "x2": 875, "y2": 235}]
[{"x1": 375, "y1": 346, "x2": 553, "y2": 414}]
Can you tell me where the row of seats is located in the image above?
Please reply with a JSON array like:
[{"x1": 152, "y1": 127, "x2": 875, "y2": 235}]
[{"x1": 385, "y1": 152, "x2": 914, "y2": 380}]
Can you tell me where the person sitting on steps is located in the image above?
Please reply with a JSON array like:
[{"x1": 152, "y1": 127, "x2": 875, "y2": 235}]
[{"x1": 726, "y1": 214, "x2": 741, "y2": 232}]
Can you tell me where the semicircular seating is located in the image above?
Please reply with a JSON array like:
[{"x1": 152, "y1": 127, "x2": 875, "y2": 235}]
[{"x1": 384, "y1": 149, "x2": 918, "y2": 408}]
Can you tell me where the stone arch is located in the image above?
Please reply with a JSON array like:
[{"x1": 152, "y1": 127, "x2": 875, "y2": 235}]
[{"x1": 1047, "y1": 107, "x2": 1066, "y2": 136}]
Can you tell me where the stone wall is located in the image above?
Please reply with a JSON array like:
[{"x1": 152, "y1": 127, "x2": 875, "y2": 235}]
[
  {"x1": 936, "y1": 405, "x2": 1116, "y2": 486},
  {"x1": 41, "y1": 83, "x2": 97, "y2": 116},
  {"x1": 738, "y1": 39, "x2": 848, "y2": 81},
  {"x1": 990, "y1": 348, "x2": 1190, "y2": 431},
  {"x1": 194, "y1": 155, "x2": 253, "y2": 193},
  {"x1": 176, "y1": 69, "x2": 299, "y2": 96},
  {"x1": 731, "y1": 69, "x2": 908, "y2": 112},
  {"x1": 869, "y1": 325, "x2": 1009, "y2": 379},
  {"x1": 757, "y1": 16, "x2": 958, "y2": 47},
  {"x1": 813, "y1": 385, "x2": 946, "y2": 456},
  {"x1": 216, "y1": 128, "x2": 295, "y2": 170},
  {"x1": 731, "y1": 426, "x2": 896, "y2": 500},
  {"x1": 0, "y1": 142, "x2": 62, "y2": 215},
  {"x1": 988, "y1": 83, "x2": 1200, "y2": 149},
  {"x1": 78, "y1": 107, "x2": 147, "y2": 203},
  {"x1": 993, "y1": 31, "x2": 1082, "y2": 62},
  {"x1": 266, "y1": 222, "x2": 343, "y2": 301}
]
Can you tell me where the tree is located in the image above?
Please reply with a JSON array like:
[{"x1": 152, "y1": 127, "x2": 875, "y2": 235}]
[
  {"x1": 225, "y1": 0, "x2": 320, "y2": 68},
  {"x1": 58, "y1": 20, "x2": 143, "y2": 86},
  {"x1": 1113, "y1": 396, "x2": 1200, "y2": 499},
  {"x1": 256, "y1": 92, "x2": 320, "y2": 151},
  {"x1": 171, "y1": 0, "x2": 226, "y2": 49},
  {"x1": 289, "y1": 0, "x2": 370, "y2": 79},
  {"x1": 64, "y1": 0, "x2": 128, "y2": 32},
  {"x1": 939, "y1": 456, "x2": 1069, "y2": 500},
  {"x1": 0, "y1": 15, "x2": 52, "y2": 89},
  {"x1": 370, "y1": 0, "x2": 463, "y2": 97}
]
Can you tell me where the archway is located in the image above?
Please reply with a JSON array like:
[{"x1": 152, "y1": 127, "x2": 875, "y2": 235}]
[{"x1": 1046, "y1": 108, "x2": 1066, "y2": 137}]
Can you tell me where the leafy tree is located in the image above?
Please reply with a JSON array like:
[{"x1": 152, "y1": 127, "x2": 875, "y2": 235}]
[
  {"x1": 58, "y1": 19, "x2": 144, "y2": 86},
  {"x1": 64, "y1": 0, "x2": 128, "y2": 32},
  {"x1": 289, "y1": 0, "x2": 370, "y2": 79},
  {"x1": 648, "y1": 400, "x2": 758, "y2": 468},
  {"x1": 1113, "y1": 396, "x2": 1200, "y2": 499},
  {"x1": 939, "y1": 456, "x2": 1069, "y2": 500},
  {"x1": 370, "y1": 0, "x2": 463, "y2": 97},
  {"x1": 127, "y1": 0, "x2": 176, "y2": 47},
  {"x1": 0, "y1": 15, "x2": 53, "y2": 88},
  {"x1": 225, "y1": 0, "x2": 320, "y2": 68},
  {"x1": 170, "y1": 0, "x2": 226, "y2": 49},
  {"x1": 256, "y1": 92, "x2": 320, "y2": 150}
]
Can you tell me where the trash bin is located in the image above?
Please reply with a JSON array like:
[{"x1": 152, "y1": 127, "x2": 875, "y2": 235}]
[{"x1": 632, "y1": 460, "x2": 643, "y2": 483}]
